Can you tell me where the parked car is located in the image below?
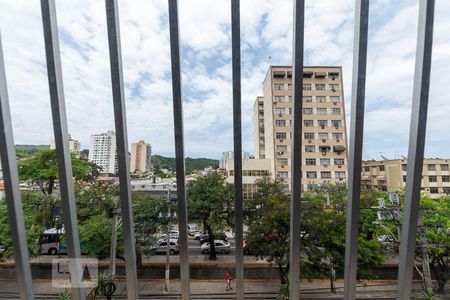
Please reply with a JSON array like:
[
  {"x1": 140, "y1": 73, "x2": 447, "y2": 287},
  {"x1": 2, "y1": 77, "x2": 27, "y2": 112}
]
[
  {"x1": 201, "y1": 240, "x2": 231, "y2": 254},
  {"x1": 194, "y1": 231, "x2": 207, "y2": 240},
  {"x1": 159, "y1": 230, "x2": 179, "y2": 240},
  {"x1": 199, "y1": 232, "x2": 228, "y2": 245},
  {"x1": 151, "y1": 239, "x2": 179, "y2": 255},
  {"x1": 187, "y1": 224, "x2": 199, "y2": 236}
]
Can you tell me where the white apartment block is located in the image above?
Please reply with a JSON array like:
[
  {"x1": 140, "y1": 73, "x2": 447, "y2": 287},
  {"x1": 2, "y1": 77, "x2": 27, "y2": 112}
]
[{"x1": 88, "y1": 131, "x2": 118, "y2": 174}]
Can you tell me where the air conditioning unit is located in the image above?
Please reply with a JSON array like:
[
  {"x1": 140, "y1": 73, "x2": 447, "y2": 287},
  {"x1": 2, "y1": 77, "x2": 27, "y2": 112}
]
[
  {"x1": 322, "y1": 139, "x2": 326, "y2": 142},
  {"x1": 281, "y1": 165, "x2": 284, "y2": 168},
  {"x1": 335, "y1": 126, "x2": 339, "y2": 129},
  {"x1": 278, "y1": 114, "x2": 283, "y2": 117},
  {"x1": 321, "y1": 126, "x2": 325, "y2": 129},
  {"x1": 333, "y1": 102, "x2": 337, "y2": 105},
  {"x1": 338, "y1": 165, "x2": 342, "y2": 168},
  {"x1": 278, "y1": 151, "x2": 284, "y2": 155},
  {"x1": 336, "y1": 139, "x2": 340, "y2": 142},
  {"x1": 279, "y1": 139, "x2": 284, "y2": 142},
  {"x1": 308, "y1": 139, "x2": 312, "y2": 143},
  {"x1": 331, "y1": 88, "x2": 336, "y2": 92}
]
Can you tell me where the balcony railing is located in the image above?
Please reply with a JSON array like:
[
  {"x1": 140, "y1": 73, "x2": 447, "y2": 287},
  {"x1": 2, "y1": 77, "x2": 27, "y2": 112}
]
[{"x1": 0, "y1": 0, "x2": 436, "y2": 299}]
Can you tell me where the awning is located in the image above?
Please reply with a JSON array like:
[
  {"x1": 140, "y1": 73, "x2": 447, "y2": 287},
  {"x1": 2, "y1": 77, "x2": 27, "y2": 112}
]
[
  {"x1": 376, "y1": 175, "x2": 385, "y2": 180},
  {"x1": 303, "y1": 71, "x2": 313, "y2": 78},
  {"x1": 315, "y1": 72, "x2": 326, "y2": 78},
  {"x1": 333, "y1": 145, "x2": 346, "y2": 152},
  {"x1": 361, "y1": 175, "x2": 370, "y2": 180}
]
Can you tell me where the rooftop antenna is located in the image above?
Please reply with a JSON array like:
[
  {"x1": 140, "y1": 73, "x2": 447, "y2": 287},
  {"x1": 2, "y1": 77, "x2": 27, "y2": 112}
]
[
  {"x1": 379, "y1": 152, "x2": 388, "y2": 160},
  {"x1": 401, "y1": 155, "x2": 407, "y2": 160}
]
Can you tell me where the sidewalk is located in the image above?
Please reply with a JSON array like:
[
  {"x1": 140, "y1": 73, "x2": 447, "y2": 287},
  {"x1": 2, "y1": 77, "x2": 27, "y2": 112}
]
[{"x1": 0, "y1": 279, "x2": 438, "y2": 299}]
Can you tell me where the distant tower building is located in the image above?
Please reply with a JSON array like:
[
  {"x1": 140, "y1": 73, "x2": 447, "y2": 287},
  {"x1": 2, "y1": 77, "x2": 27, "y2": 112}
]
[
  {"x1": 88, "y1": 131, "x2": 117, "y2": 174},
  {"x1": 130, "y1": 140, "x2": 152, "y2": 173},
  {"x1": 253, "y1": 96, "x2": 265, "y2": 159},
  {"x1": 220, "y1": 151, "x2": 234, "y2": 169},
  {"x1": 50, "y1": 135, "x2": 81, "y2": 157}
]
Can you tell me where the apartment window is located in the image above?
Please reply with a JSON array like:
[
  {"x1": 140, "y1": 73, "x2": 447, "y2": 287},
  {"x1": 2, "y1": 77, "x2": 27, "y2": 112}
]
[
  {"x1": 303, "y1": 96, "x2": 312, "y2": 102},
  {"x1": 281, "y1": 184, "x2": 290, "y2": 191},
  {"x1": 335, "y1": 171, "x2": 346, "y2": 179},
  {"x1": 331, "y1": 120, "x2": 342, "y2": 127},
  {"x1": 379, "y1": 165, "x2": 385, "y2": 171},
  {"x1": 305, "y1": 145, "x2": 315, "y2": 152},
  {"x1": 277, "y1": 145, "x2": 288, "y2": 152},
  {"x1": 330, "y1": 96, "x2": 340, "y2": 103},
  {"x1": 335, "y1": 158, "x2": 345, "y2": 166},
  {"x1": 403, "y1": 175, "x2": 407, "y2": 182},
  {"x1": 402, "y1": 164, "x2": 407, "y2": 171},
  {"x1": 328, "y1": 72, "x2": 340, "y2": 79},
  {"x1": 304, "y1": 132, "x2": 315, "y2": 140},
  {"x1": 304, "y1": 120, "x2": 314, "y2": 127},
  {"x1": 276, "y1": 132, "x2": 287, "y2": 140},
  {"x1": 430, "y1": 187, "x2": 439, "y2": 194},
  {"x1": 321, "y1": 171, "x2": 332, "y2": 179},
  {"x1": 277, "y1": 171, "x2": 288, "y2": 179},
  {"x1": 275, "y1": 120, "x2": 286, "y2": 127},
  {"x1": 306, "y1": 171, "x2": 317, "y2": 179},
  {"x1": 331, "y1": 108, "x2": 341, "y2": 115},
  {"x1": 303, "y1": 108, "x2": 313, "y2": 115},
  {"x1": 274, "y1": 83, "x2": 284, "y2": 90},
  {"x1": 274, "y1": 108, "x2": 286, "y2": 115},
  {"x1": 442, "y1": 175, "x2": 450, "y2": 182},
  {"x1": 317, "y1": 108, "x2": 327, "y2": 115},
  {"x1": 303, "y1": 83, "x2": 312, "y2": 90},
  {"x1": 330, "y1": 84, "x2": 339, "y2": 91},
  {"x1": 315, "y1": 84, "x2": 325, "y2": 90},
  {"x1": 318, "y1": 132, "x2": 329, "y2": 140},
  {"x1": 318, "y1": 120, "x2": 328, "y2": 127},
  {"x1": 277, "y1": 158, "x2": 288, "y2": 166},
  {"x1": 274, "y1": 95, "x2": 285, "y2": 102},
  {"x1": 427, "y1": 164, "x2": 436, "y2": 171},
  {"x1": 305, "y1": 158, "x2": 316, "y2": 166},
  {"x1": 316, "y1": 96, "x2": 326, "y2": 103},
  {"x1": 428, "y1": 176, "x2": 437, "y2": 182},
  {"x1": 320, "y1": 158, "x2": 330, "y2": 166},
  {"x1": 440, "y1": 164, "x2": 449, "y2": 171},
  {"x1": 289, "y1": 108, "x2": 292, "y2": 114},
  {"x1": 332, "y1": 133, "x2": 343, "y2": 140},
  {"x1": 288, "y1": 96, "x2": 293, "y2": 101},
  {"x1": 287, "y1": 84, "x2": 292, "y2": 90},
  {"x1": 319, "y1": 146, "x2": 331, "y2": 153}
]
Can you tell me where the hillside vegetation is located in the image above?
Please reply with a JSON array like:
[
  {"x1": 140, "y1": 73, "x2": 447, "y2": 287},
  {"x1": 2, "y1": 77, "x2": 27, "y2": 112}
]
[{"x1": 151, "y1": 155, "x2": 218, "y2": 174}]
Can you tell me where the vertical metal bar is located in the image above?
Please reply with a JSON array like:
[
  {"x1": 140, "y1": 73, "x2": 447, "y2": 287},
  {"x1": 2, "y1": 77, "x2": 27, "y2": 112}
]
[
  {"x1": 343, "y1": 1, "x2": 369, "y2": 299},
  {"x1": 105, "y1": 1, "x2": 139, "y2": 299},
  {"x1": 289, "y1": 1, "x2": 304, "y2": 299},
  {"x1": 397, "y1": 1, "x2": 435, "y2": 299},
  {"x1": 167, "y1": 1, "x2": 191, "y2": 299},
  {"x1": 231, "y1": 0, "x2": 244, "y2": 299},
  {"x1": 40, "y1": 1, "x2": 85, "y2": 299},
  {"x1": 0, "y1": 31, "x2": 35, "y2": 300}
]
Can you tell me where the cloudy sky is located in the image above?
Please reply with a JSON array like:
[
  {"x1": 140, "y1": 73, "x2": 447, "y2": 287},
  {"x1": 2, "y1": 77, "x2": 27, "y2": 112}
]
[{"x1": 0, "y1": 0, "x2": 449, "y2": 160}]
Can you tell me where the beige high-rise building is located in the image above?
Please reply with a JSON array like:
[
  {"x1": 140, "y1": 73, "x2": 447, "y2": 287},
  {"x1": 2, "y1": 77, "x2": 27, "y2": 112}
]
[
  {"x1": 50, "y1": 135, "x2": 81, "y2": 157},
  {"x1": 361, "y1": 158, "x2": 450, "y2": 198},
  {"x1": 256, "y1": 66, "x2": 348, "y2": 192},
  {"x1": 254, "y1": 96, "x2": 265, "y2": 159},
  {"x1": 130, "y1": 140, "x2": 152, "y2": 173}
]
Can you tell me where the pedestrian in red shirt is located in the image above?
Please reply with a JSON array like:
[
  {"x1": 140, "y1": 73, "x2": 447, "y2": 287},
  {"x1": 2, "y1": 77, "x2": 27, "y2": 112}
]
[{"x1": 226, "y1": 271, "x2": 232, "y2": 291}]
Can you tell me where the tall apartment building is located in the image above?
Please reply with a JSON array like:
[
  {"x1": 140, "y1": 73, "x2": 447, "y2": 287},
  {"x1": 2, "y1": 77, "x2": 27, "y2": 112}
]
[
  {"x1": 130, "y1": 140, "x2": 152, "y2": 173},
  {"x1": 88, "y1": 131, "x2": 118, "y2": 174},
  {"x1": 254, "y1": 96, "x2": 265, "y2": 159},
  {"x1": 361, "y1": 158, "x2": 450, "y2": 198},
  {"x1": 257, "y1": 66, "x2": 348, "y2": 192},
  {"x1": 50, "y1": 135, "x2": 81, "y2": 157}
]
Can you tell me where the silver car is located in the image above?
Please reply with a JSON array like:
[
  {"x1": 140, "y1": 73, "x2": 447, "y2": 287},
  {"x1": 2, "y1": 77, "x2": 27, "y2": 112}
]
[
  {"x1": 201, "y1": 240, "x2": 231, "y2": 254},
  {"x1": 151, "y1": 239, "x2": 179, "y2": 255}
]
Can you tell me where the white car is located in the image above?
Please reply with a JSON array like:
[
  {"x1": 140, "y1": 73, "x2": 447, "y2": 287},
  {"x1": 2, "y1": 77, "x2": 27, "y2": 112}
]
[
  {"x1": 159, "y1": 230, "x2": 179, "y2": 240},
  {"x1": 201, "y1": 240, "x2": 231, "y2": 254},
  {"x1": 187, "y1": 224, "x2": 198, "y2": 236}
]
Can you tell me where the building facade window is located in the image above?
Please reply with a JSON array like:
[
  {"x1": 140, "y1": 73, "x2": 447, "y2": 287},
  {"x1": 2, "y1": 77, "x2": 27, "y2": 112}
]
[
  {"x1": 443, "y1": 187, "x2": 450, "y2": 195},
  {"x1": 442, "y1": 175, "x2": 450, "y2": 182},
  {"x1": 379, "y1": 165, "x2": 385, "y2": 171},
  {"x1": 331, "y1": 108, "x2": 341, "y2": 115},
  {"x1": 276, "y1": 132, "x2": 287, "y2": 140},
  {"x1": 275, "y1": 120, "x2": 286, "y2": 127},
  {"x1": 315, "y1": 84, "x2": 325, "y2": 90},
  {"x1": 440, "y1": 164, "x2": 449, "y2": 171},
  {"x1": 330, "y1": 96, "x2": 340, "y2": 103},
  {"x1": 303, "y1": 108, "x2": 313, "y2": 115},
  {"x1": 331, "y1": 120, "x2": 341, "y2": 127},
  {"x1": 303, "y1": 96, "x2": 312, "y2": 102},
  {"x1": 274, "y1": 95, "x2": 285, "y2": 102},
  {"x1": 430, "y1": 187, "x2": 439, "y2": 194},
  {"x1": 316, "y1": 96, "x2": 326, "y2": 103},
  {"x1": 277, "y1": 158, "x2": 288, "y2": 165},
  {"x1": 402, "y1": 164, "x2": 407, "y2": 171},
  {"x1": 274, "y1": 83, "x2": 284, "y2": 90},
  {"x1": 287, "y1": 84, "x2": 292, "y2": 90},
  {"x1": 277, "y1": 145, "x2": 288, "y2": 152},
  {"x1": 332, "y1": 133, "x2": 343, "y2": 140},
  {"x1": 320, "y1": 158, "x2": 330, "y2": 166},
  {"x1": 427, "y1": 164, "x2": 436, "y2": 171},
  {"x1": 277, "y1": 171, "x2": 288, "y2": 179},
  {"x1": 318, "y1": 120, "x2": 328, "y2": 127},
  {"x1": 428, "y1": 176, "x2": 437, "y2": 182},
  {"x1": 335, "y1": 158, "x2": 345, "y2": 166},
  {"x1": 274, "y1": 108, "x2": 286, "y2": 115},
  {"x1": 305, "y1": 145, "x2": 315, "y2": 152},
  {"x1": 304, "y1": 120, "x2": 314, "y2": 127},
  {"x1": 303, "y1": 83, "x2": 312, "y2": 90},
  {"x1": 317, "y1": 108, "x2": 327, "y2": 115},
  {"x1": 330, "y1": 84, "x2": 339, "y2": 91},
  {"x1": 321, "y1": 171, "x2": 332, "y2": 178},
  {"x1": 335, "y1": 171, "x2": 346, "y2": 179},
  {"x1": 304, "y1": 132, "x2": 315, "y2": 140},
  {"x1": 306, "y1": 171, "x2": 317, "y2": 179},
  {"x1": 318, "y1": 132, "x2": 329, "y2": 140},
  {"x1": 305, "y1": 158, "x2": 316, "y2": 166}
]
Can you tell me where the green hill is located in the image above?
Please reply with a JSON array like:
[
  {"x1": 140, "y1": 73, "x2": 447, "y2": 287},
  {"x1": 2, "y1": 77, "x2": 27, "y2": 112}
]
[
  {"x1": 15, "y1": 145, "x2": 50, "y2": 158},
  {"x1": 151, "y1": 155, "x2": 218, "y2": 174}
]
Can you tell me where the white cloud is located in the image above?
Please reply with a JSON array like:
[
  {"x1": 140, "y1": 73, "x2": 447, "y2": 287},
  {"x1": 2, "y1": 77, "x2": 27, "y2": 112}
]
[{"x1": 0, "y1": 0, "x2": 449, "y2": 160}]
